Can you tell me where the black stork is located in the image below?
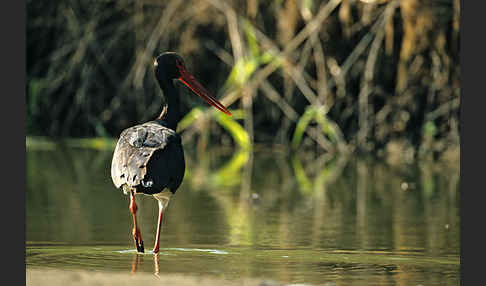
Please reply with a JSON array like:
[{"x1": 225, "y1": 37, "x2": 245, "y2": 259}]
[{"x1": 111, "y1": 52, "x2": 232, "y2": 253}]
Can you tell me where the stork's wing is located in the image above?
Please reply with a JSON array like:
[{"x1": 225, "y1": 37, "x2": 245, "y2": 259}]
[{"x1": 111, "y1": 122, "x2": 185, "y2": 194}]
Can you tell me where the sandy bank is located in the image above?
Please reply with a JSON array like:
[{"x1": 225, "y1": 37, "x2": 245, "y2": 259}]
[{"x1": 26, "y1": 269, "x2": 294, "y2": 286}]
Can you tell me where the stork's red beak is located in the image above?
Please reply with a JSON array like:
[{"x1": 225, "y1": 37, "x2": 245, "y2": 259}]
[{"x1": 176, "y1": 63, "x2": 232, "y2": 116}]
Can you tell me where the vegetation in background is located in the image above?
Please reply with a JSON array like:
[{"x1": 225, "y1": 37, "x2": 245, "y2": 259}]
[{"x1": 27, "y1": 0, "x2": 460, "y2": 160}]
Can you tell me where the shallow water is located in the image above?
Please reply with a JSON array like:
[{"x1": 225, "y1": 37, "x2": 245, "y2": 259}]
[{"x1": 26, "y1": 144, "x2": 460, "y2": 285}]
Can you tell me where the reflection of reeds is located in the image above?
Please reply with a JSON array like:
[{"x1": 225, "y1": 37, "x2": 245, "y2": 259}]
[
  {"x1": 27, "y1": 0, "x2": 460, "y2": 159},
  {"x1": 27, "y1": 144, "x2": 459, "y2": 284}
]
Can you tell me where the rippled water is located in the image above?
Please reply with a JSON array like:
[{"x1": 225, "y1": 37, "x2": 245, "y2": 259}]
[{"x1": 26, "y1": 143, "x2": 460, "y2": 285}]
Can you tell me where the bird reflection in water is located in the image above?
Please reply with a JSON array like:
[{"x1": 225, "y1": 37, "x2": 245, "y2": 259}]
[
  {"x1": 154, "y1": 253, "x2": 161, "y2": 278},
  {"x1": 130, "y1": 253, "x2": 141, "y2": 274},
  {"x1": 130, "y1": 253, "x2": 161, "y2": 278}
]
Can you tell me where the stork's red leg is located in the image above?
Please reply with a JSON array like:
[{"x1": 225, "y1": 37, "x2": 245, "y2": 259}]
[
  {"x1": 129, "y1": 190, "x2": 144, "y2": 253},
  {"x1": 152, "y1": 200, "x2": 165, "y2": 253}
]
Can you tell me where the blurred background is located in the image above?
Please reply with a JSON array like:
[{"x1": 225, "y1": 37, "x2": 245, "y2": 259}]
[
  {"x1": 26, "y1": 1, "x2": 460, "y2": 284},
  {"x1": 26, "y1": 0, "x2": 460, "y2": 160}
]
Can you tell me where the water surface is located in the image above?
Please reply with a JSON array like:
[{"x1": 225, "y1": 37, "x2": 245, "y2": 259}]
[{"x1": 26, "y1": 143, "x2": 460, "y2": 285}]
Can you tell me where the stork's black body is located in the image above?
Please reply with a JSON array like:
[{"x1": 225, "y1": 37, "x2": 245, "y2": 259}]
[{"x1": 110, "y1": 52, "x2": 231, "y2": 254}]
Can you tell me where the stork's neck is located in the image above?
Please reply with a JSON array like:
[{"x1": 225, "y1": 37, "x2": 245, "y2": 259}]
[{"x1": 157, "y1": 79, "x2": 180, "y2": 130}]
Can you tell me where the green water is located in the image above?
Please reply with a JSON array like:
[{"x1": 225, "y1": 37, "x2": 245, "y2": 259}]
[{"x1": 26, "y1": 143, "x2": 460, "y2": 285}]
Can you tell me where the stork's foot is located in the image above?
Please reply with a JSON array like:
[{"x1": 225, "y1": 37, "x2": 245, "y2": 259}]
[
  {"x1": 152, "y1": 236, "x2": 161, "y2": 253},
  {"x1": 133, "y1": 227, "x2": 144, "y2": 253}
]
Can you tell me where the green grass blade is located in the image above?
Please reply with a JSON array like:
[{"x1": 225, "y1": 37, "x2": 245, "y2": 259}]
[
  {"x1": 292, "y1": 106, "x2": 316, "y2": 148},
  {"x1": 215, "y1": 111, "x2": 250, "y2": 149},
  {"x1": 177, "y1": 107, "x2": 204, "y2": 132}
]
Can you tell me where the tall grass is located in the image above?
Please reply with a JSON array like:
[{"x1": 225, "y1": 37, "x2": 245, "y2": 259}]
[{"x1": 27, "y1": 0, "x2": 460, "y2": 160}]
